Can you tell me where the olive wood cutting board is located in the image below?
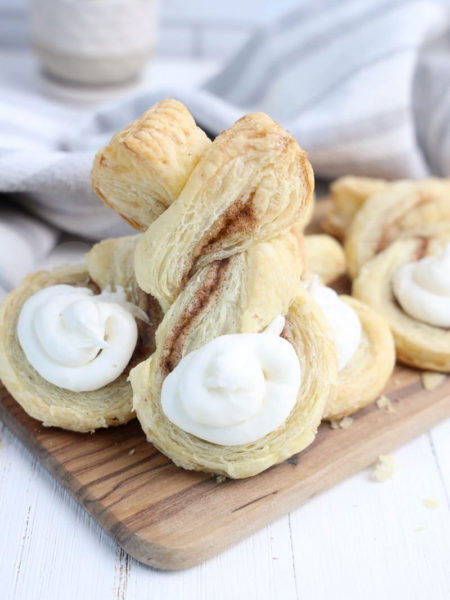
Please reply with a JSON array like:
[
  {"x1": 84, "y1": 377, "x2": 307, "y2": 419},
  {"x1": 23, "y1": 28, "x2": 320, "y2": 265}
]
[
  {"x1": 1, "y1": 200, "x2": 449, "y2": 570},
  {"x1": 1, "y1": 366, "x2": 449, "y2": 570}
]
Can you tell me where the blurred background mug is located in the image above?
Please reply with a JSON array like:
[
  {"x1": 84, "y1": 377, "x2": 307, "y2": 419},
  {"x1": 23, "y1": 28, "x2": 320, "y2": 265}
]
[{"x1": 30, "y1": 0, "x2": 159, "y2": 85}]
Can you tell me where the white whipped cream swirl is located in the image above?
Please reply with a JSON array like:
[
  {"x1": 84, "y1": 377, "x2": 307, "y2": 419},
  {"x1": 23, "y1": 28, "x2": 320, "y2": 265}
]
[
  {"x1": 307, "y1": 277, "x2": 362, "y2": 370},
  {"x1": 392, "y1": 243, "x2": 450, "y2": 327},
  {"x1": 161, "y1": 316, "x2": 301, "y2": 446},
  {"x1": 17, "y1": 284, "x2": 138, "y2": 392}
]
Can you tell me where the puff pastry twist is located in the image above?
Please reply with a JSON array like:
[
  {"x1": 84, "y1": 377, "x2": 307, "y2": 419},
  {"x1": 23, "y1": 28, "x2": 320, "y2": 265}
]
[{"x1": 97, "y1": 105, "x2": 339, "y2": 478}]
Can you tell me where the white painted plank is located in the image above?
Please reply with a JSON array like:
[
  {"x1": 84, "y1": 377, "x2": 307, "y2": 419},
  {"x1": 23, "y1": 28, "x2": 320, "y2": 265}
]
[
  {"x1": 2, "y1": 418, "x2": 450, "y2": 599},
  {"x1": 125, "y1": 517, "x2": 297, "y2": 600},
  {"x1": 289, "y1": 430, "x2": 450, "y2": 600},
  {"x1": 0, "y1": 423, "x2": 119, "y2": 600},
  {"x1": 429, "y1": 418, "x2": 450, "y2": 505},
  {"x1": 0, "y1": 421, "x2": 298, "y2": 600}
]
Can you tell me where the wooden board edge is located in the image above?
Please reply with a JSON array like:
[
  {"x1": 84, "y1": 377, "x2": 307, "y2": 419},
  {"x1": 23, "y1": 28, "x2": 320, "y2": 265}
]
[{"x1": 2, "y1": 384, "x2": 450, "y2": 571}]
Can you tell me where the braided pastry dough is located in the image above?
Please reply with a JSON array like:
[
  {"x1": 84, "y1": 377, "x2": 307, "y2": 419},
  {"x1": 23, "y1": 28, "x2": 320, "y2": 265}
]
[
  {"x1": 345, "y1": 178, "x2": 450, "y2": 278},
  {"x1": 353, "y1": 231, "x2": 450, "y2": 371},
  {"x1": 0, "y1": 239, "x2": 161, "y2": 432},
  {"x1": 127, "y1": 111, "x2": 338, "y2": 478}
]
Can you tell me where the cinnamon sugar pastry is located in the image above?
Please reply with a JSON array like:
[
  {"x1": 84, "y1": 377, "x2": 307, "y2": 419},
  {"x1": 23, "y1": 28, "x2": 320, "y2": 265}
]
[
  {"x1": 0, "y1": 238, "x2": 161, "y2": 432},
  {"x1": 323, "y1": 176, "x2": 388, "y2": 240},
  {"x1": 91, "y1": 99, "x2": 211, "y2": 230},
  {"x1": 127, "y1": 112, "x2": 338, "y2": 478},
  {"x1": 353, "y1": 231, "x2": 450, "y2": 371},
  {"x1": 345, "y1": 178, "x2": 450, "y2": 278}
]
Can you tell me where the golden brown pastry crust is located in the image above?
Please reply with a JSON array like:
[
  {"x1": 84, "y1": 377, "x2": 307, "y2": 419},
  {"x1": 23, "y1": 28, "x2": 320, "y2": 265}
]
[
  {"x1": 303, "y1": 234, "x2": 346, "y2": 285},
  {"x1": 91, "y1": 99, "x2": 211, "y2": 230},
  {"x1": 0, "y1": 238, "x2": 161, "y2": 432},
  {"x1": 353, "y1": 234, "x2": 450, "y2": 371},
  {"x1": 323, "y1": 296, "x2": 395, "y2": 420},
  {"x1": 323, "y1": 176, "x2": 388, "y2": 240},
  {"x1": 345, "y1": 178, "x2": 450, "y2": 278}
]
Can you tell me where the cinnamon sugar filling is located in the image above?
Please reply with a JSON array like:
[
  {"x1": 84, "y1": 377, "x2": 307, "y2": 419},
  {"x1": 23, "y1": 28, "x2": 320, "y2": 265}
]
[{"x1": 162, "y1": 259, "x2": 231, "y2": 374}]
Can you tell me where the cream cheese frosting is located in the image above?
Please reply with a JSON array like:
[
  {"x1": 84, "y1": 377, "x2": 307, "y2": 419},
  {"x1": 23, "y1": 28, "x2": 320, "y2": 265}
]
[
  {"x1": 392, "y1": 243, "x2": 450, "y2": 327},
  {"x1": 17, "y1": 284, "x2": 138, "y2": 392},
  {"x1": 161, "y1": 316, "x2": 301, "y2": 446},
  {"x1": 307, "y1": 277, "x2": 362, "y2": 370}
]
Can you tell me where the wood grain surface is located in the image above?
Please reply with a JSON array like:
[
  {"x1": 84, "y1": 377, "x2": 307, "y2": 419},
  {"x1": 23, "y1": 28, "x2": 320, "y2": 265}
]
[{"x1": 1, "y1": 367, "x2": 449, "y2": 570}]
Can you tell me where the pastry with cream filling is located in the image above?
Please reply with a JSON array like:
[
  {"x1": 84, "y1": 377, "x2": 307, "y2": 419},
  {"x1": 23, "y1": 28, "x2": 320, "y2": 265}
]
[
  {"x1": 353, "y1": 232, "x2": 450, "y2": 371},
  {"x1": 0, "y1": 237, "x2": 161, "y2": 432}
]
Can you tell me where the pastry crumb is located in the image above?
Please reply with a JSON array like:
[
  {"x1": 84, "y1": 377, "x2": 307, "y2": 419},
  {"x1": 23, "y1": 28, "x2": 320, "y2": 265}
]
[
  {"x1": 371, "y1": 454, "x2": 398, "y2": 482},
  {"x1": 376, "y1": 395, "x2": 396, "y2": 414},
  {"x1": 415, "y1": 527, "x2": 425, "y2": 532},
  {"x1": 330, "y1": 416, "x2": 353, "y2": 429},
  {"x1": 421, "y1": 372, "x2": 446, "y2": 391},
  {"x1": 128, "y1": 448, "x2": 135, "y2": 456},
  {"x1": 423, "y1": 498, "x2": 439, "y2": 509},
  {"x1": 216, "y1": 475, "x2": 226, "y2": 484}
]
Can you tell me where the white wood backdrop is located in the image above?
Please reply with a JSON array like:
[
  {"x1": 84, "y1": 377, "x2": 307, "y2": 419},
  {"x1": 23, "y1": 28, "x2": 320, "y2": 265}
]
[
  {"x1": 1, "y1": 51, "x2": 449, "y2": 600},
  {"x1": 1, "y1": 418, "x2": 449, "y2": 600}
]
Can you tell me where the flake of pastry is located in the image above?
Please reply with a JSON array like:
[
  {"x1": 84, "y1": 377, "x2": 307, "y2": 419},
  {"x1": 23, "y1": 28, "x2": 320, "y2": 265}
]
[
  {"x1": 376, "y1": 395, "x2": 396, "y2": 414},
  {"x1": 330, "y1": 416, "x2": 354, "y2": 429},
  {"x1": 423, "y1": 498, "x2": 439, "y2": 509},
  {"x1": 161, "y1": 317, "x2": 301, "y2": 446},
  {"x1": 17, "y1": 284, "x2": 138, "y2": 392},
  {"x1": 421, "y1": 371, "x2": 447, "y2": 391},
  {"x1": 392, "y1": 243, "x2": 450, "y2": 327},
  {"x1": 371, "y1": 454, "x2": 398, "y2": 482}
]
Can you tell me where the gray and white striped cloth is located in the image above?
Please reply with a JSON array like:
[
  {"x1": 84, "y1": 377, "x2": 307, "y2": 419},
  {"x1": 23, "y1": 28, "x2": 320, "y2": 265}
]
[{"x1": 1, "y1": 0, "x2": 449, "y2": 292}]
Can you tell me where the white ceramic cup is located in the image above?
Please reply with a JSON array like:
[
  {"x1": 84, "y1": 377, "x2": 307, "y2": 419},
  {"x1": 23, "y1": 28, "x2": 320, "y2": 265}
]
[{"x1": 30, "y1": 0, "x2": 158, "y2": 85}]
